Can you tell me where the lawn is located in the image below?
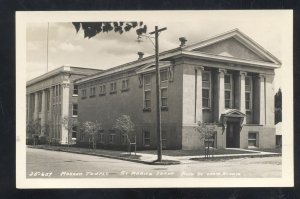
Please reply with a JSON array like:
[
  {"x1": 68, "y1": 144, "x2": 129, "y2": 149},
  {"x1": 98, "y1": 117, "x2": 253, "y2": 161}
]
[
  {"x1": 249, "y1": 148, "x2": 282, "y2": 154},
  {"x1": 138, "y1": 148, "x2": 259, "y2": 156}
]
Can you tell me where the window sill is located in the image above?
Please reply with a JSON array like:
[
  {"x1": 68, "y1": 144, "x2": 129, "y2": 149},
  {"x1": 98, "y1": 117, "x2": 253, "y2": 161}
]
[
  {"x1": 202, "y1": 107, "x2": 211, "y2": 110},
  {"x1": 143, "y1": 108, "x2": 151, "y2": 112},
  {"x1": 109, "y1": 91, "x2": 117, "y2": 95},
  {"x1": 72, "y1": 115, "x2": 78, "y2": 118},
  {"x1": 72, "y1": 94, "x2": 78, "y2": 97},
  {"x1": 121, "y1": 88, "x2": 129, "y2": 92},
  {"x1": 246, "y1": 109, "x2": 252, "y2": 112},
  {"x1": 99, "y1": 93, "x2": 106, "y2": 96}
]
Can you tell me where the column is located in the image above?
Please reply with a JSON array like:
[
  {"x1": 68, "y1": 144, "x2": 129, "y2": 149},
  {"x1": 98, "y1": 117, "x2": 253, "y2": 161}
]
[
  {"x1": 61, "y1": 83, "x2": 70, "y2": 144},
  {"x1": 218, "y1": 69, "x2": 226, "y2": 120},
  {"x1": 49, "y1": 87, "x2": 53, "y2": 140},
  {"x1": 239, "y1": 72, "x2": 247, "y2": 114},
  {"x1": 33, "y1": 92, "x2": 39, "y2": 121},
  {"x1": 40, "y1": 90, "x2": 46, "y2": 135},
  {"x1": 26, "y1": 94, "x2": 30, "y2": 121},
  {"x1": 259, "y1": 74, "x2": 265, "y2": 125},
  {"x1": 195, "y1": 66, "x2": 204, "y2": 123}
]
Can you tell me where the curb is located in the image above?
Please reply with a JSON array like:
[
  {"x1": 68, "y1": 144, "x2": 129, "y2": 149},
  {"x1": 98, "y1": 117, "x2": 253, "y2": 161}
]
[
  {"x1": 190, "y1": 153, "x2": 282, "y2": 161},
  {"x1": 27, "y1": 146, "x2": 180, "y2": 165}
]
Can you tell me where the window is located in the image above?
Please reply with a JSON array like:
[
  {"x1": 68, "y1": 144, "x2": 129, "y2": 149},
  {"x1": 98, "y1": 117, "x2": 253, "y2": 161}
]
[
  {"x1": 160, "y1": 70, "x2": 168, "y2": 82},
  {"x1": 143, "y1": 75, "x2": 151, "y2": 111},
  {"x1": 99, "y1": 84, "x2": 106, "y2": 96},
  {"x1": 121, "y1": 134, "x2": 128, "y2": 145},
  {"x1": 82, "y1": 89, "x2": 87, "y2": 99},
  {"x1": 161, "y1": 88, "x2": 168, "y2": 109},
  {"x1": 224, "y1": 74, "x2": 232, "y2": 109},
  {"x1": 245, "y1": 76, "x2": 252, "y2": 110},
  {"x1": 72, "y1": 126, "x2": 77, "y2": 139},
  {"x1": 143, "y1": 130, "x2": 150, "y2": 146},
  {"x1": 202, "y1": 71, "x2": 211, "y2": 108},
  {"x1": 225, "y1": 91, "x2": 231, "y2": 108},
  {"x1": 248, "y1": 132, "x2": 258, "y2": 148},
  {"x1": 144, "y1": 90, "x2": 151, "y2": 109},
  {"x1": 121, "y1": 79, "x2": 129, "y2": 91},
  {"x1": 109, "y1": 134, "x2": 115, "y2": 144},
  {"x1": 97, "y1": 133, "x2": 104, "y2": 143},
  {"x1": 80, "y1": 133, "x2": 84, "y2": 141},
  {"x1": 110, "y1": 82, "x2": 117, "y2": 94},
  {"x1": 72, "y1": 104, "x2": 78, "y2": 117},
  {"x1": 73, "y1": 85, "x2": 78, "y2": 96},
  {"x1": 90, "y1": 87, "x2": 96, "y2": 97},
  {"x1": 162, "y1": 130, "x2": 167, "y2": 148},
  {"x1": 144, "y1": 74, "x2": 151, "y2": 85}
]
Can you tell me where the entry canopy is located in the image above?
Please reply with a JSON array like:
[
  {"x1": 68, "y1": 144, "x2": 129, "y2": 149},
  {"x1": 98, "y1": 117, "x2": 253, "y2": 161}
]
[
  {"x1": 221, "y1": 109, "x2": 246, "y2": 118},
  {"x1": 221, "y1": 109, "x2": 245, "y2": 132}
]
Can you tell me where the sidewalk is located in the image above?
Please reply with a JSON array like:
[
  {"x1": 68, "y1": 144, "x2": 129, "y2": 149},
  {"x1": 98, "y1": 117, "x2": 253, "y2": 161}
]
[{"x1": 27, "y1": 145, "x2": 281, "y2": 165}]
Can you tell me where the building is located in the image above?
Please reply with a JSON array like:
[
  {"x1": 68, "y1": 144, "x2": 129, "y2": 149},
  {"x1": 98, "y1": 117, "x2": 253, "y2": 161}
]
[
  {"x1": 26, "y1": 66, "x2": 102, "y2": 144},
  {"x1": 75, "y1": 29, "x2": 281, "y2": 150}
]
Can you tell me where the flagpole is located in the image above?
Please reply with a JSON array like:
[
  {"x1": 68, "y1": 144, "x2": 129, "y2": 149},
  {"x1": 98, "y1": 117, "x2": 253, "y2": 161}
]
[{"x1": 46, "y1": 22, "x2": 49, "y2": 72}]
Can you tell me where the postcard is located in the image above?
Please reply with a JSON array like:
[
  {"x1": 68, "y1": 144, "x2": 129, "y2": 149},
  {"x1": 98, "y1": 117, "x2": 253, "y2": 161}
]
[{"x1": 16, "y1": 10, "x2": 293, "y2": 188}]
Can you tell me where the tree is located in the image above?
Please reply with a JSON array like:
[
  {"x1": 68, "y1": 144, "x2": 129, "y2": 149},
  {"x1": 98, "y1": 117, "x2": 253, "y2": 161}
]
[
  {"x1": 72, "y1": 22, "x2": 147, "y2": 38},
  {"x1": 194, "y1": 122, "x2": 217, "y2": 158},
  {"x1": 61, "y1": 116, "x2": 79, "y2": 146},
  {"x1": 81, "y1": 121, "x2": 102, "y2": 149},
  {"x1": 113, "y1": 115, "x2": 135, "y2": 153},
  {"x1": 275, "y1": 88, "x2": 282, "y2": 124}
]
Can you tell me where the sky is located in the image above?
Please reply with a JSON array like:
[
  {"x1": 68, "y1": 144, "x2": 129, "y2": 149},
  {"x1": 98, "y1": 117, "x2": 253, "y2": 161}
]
[{"x1": 26, "y1": 11, "x2": 292, "y2": 91}]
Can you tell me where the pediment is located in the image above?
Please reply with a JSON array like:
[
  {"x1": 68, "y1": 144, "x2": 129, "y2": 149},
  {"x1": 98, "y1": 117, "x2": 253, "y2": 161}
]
[
  {"x1": 221, "y1": 109, "x2": 246, "y2": 117},
  {"x1": 183, "y1": 29, "x2": 281, "y2": 65}
]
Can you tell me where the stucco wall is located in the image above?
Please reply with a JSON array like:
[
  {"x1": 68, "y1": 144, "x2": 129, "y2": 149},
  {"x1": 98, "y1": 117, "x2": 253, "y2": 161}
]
[
  {"x1": 240, "y1": 125, "x2": 275, "y2": 148},
  {"x1": 77, "y1": 64, "x2": 183, "y2": 149}
]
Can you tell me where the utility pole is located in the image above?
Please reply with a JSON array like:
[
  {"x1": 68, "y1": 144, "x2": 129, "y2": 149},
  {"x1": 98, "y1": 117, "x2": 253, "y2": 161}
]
[{"x1": 149, "y1": 26, "x2": 167, "y2": 162}]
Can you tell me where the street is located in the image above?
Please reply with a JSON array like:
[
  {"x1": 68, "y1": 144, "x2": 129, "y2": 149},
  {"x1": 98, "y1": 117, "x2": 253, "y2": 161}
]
[{"x1": 27, "y1": 148, "x2": 281, "y2": 178}]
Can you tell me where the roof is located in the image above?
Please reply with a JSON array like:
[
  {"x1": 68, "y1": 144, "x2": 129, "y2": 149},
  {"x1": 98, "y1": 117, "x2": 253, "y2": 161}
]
[
  {"x1": 76, "y1": 29, "x2": 281, "y2": 84},
  {"x1": 183, "y1": 29, "x2": 282, "y2": 65},
  {"x1": 26, "y1": 66, "x2": 102, "y2": 87}
]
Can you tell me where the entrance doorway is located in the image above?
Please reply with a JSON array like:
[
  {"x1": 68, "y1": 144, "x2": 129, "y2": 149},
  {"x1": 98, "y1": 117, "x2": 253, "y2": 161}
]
[{"x1": 226, "y1": 122, "x2": 240, "y2": 148}]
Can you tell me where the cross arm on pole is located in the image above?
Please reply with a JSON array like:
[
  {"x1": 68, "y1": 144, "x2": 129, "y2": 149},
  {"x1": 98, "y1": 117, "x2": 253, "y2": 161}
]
[{"x1": 149, "y1": 27, "x2": 167, "y2": 35}]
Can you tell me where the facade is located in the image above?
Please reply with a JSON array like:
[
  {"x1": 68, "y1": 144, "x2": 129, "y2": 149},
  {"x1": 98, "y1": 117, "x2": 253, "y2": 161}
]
[
  {"x1": 75, "y1": 29, "x2": 281, "y2": 150},
  {"x1": 26, "y1": 66, "x2": 102, "y2": 144}
]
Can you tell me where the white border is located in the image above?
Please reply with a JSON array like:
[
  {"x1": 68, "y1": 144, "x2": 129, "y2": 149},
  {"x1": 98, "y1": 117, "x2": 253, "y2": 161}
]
[{"x1": 16, "y1": 10, "x2": 293, "y2": 188}]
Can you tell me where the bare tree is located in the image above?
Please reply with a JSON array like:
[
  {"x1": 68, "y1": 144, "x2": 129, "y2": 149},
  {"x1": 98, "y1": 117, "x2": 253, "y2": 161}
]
[
  {"x1": 81, "y1": 121, "x2": 102, "y2": 150},
  {"x1": 194, "y1": 121, "x2": 217, "y2": 158},
  {"x1": 61, "y1": 116, "x2": 79, "y2": 146},
  {"x1": 113, "y1": 115, "x2": 135, "y2": 154}
]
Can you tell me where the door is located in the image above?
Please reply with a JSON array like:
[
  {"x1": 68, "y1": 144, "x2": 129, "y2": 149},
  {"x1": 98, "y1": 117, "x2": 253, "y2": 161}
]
[{"x1": 226, "y1": 122, "x2": 240, "y2": 148}]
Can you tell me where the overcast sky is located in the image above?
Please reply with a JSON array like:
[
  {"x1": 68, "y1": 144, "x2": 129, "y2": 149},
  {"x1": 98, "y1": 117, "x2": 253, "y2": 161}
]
[{"x1": 26, "y1": 11, "x2": 291, "y2": 91}]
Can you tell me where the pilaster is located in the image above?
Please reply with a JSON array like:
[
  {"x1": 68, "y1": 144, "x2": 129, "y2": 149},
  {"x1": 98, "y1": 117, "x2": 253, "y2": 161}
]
[
  {"x1": 195, "y1": 66, "x2": 204, "y2": 123},
  {"x1": 218, "y1": 69, "x2": 226, "y2": 120},
  {"x1": 61, "y1": 83, "x2": 70, "y2": 144},
  {"x1": 259, "y1": 74, "x2": 266, "y2": 125}
]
